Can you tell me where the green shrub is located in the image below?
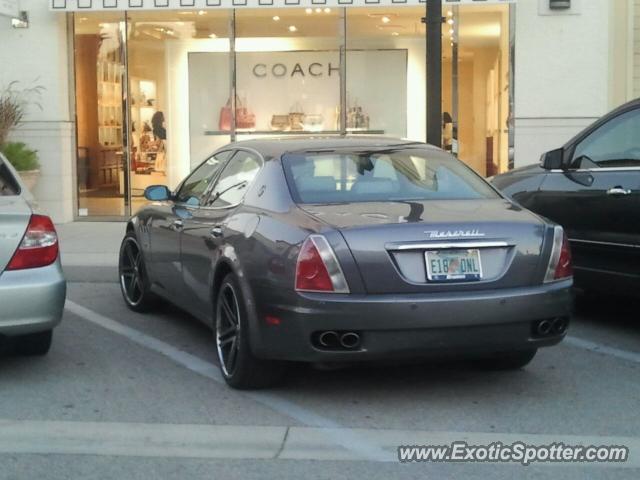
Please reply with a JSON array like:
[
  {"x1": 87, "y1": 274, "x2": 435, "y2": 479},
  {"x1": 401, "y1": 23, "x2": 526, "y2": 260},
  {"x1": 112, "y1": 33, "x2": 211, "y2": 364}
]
[{"x1": 1, "y1": 142, "x2": 39, "y2": 171}]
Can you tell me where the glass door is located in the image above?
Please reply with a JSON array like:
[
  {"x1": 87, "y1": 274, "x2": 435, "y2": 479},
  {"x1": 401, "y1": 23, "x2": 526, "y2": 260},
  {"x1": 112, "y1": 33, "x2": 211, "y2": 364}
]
[{"x1": 74, "y1": 13, "x2": 129, "y2": 218}]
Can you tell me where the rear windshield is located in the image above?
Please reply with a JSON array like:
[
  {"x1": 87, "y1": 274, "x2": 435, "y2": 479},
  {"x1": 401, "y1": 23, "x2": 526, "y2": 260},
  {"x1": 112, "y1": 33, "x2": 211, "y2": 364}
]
[
  {"x1": 282, "y1": 148, "x2": 500, "y2": 204},
  {"x1": 0, "y1": 161, "x2": 20, "y2": 196}
]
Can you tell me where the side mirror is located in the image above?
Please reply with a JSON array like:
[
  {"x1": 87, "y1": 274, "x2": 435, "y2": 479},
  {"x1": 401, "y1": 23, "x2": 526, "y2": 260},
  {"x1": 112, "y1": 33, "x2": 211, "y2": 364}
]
[
  {"x1": 144, "y1": 185, "x2": 172, "y2": 201},
  {"x1": 540, "y1": 148, "x2": 564, "y2": 170}
]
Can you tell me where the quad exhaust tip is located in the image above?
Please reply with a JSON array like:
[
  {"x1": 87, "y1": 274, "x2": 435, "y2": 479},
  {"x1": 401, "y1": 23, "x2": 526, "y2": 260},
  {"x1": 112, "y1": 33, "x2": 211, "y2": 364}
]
[
  {"x1": 340, "y1": 332, "x2": 361, "y2": 349},
  {"x1": 315, "y1": 331, "x2": 361, "y2": 350},
  {"x1": 318, "y1": 331, "x2": 339, "y2": 348},
  {"x1": 534, "y1": 317, "x2": 568, "y2": 337}
]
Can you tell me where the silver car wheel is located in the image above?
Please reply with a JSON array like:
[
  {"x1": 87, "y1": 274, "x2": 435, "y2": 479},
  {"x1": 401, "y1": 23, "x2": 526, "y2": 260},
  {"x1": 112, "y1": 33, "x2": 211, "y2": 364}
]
[
  {"x1": 216, "y1": 283, "x2": 241, "y2": 377},
  {"x1": 119, "y1": 237, "x2": 145, "y2": 306}
]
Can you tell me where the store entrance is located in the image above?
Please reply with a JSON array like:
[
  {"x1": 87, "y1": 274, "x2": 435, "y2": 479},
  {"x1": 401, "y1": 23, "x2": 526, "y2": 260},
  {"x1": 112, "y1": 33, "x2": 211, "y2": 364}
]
[{"x1": 72, "y1": 5, "x2": 512, "y2": 219}]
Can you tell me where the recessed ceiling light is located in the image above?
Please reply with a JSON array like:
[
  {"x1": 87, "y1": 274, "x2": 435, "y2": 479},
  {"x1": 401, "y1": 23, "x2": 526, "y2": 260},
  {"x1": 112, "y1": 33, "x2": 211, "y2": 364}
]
[
  {"x1": 324, "y1": 8, "x2": 331, "y2": 13},
  {"x1": 449, "y1": 28, "x2": 454, "y2": 34},
  {"x1": 447, "y1": 11, "x2": 453, "y2": 16},
  {"x1": 447, "y1": 18, "x2": 454, "y2": 25},
  {"x1": 381, "y1": 16, "x2": 391, "y2": 23},
  {"x1": 315, "y1": 8, "x2": 322, "y2": 13},
  {"x1": 198, "y1": 10, "x2": 206, "y2": 15},
  {"x1": 209, "y1": 33, "x2": 217, "y2": 38},
  {"x1": 392, "y1": 32, "x2": 400, "y2": 36},
  {"x1": 272, "y1": 15, "x2": 280, "y2": 21},
  {"x1": 305, "y1": 8, "x2": 312, "y2": 14},
  {"x1": 288, "y1": 25, "x2": 297, "y2": 32}
]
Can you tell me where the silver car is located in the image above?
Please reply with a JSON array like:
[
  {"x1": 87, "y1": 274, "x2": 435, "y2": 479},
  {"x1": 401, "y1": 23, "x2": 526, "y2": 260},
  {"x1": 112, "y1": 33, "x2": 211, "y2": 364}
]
[{"x1": 0, "y1": 153, "x2": 66, "y2": 355}]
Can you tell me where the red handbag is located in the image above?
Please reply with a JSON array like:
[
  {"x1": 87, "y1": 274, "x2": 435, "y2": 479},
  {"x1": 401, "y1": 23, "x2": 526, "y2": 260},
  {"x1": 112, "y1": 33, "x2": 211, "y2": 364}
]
[
  {"x1": 219, "y1": 97, "x2": 233, "y2": 132},
  {"x1": 219, "y1": 96, "x2": 256, "y2": 131}
]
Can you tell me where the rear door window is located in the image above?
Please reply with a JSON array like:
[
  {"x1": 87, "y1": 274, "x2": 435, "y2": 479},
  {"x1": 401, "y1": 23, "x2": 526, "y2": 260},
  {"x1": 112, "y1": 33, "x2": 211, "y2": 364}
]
[
  {"x1": 0, "y1": 161, "x2": 20, "y2": 196},
  {"x1": 206, "y1": 151, "x2": 262, "y2": 208},
  {"x1": 283, "y1": 148, "x2": 499, "y2": 204}
]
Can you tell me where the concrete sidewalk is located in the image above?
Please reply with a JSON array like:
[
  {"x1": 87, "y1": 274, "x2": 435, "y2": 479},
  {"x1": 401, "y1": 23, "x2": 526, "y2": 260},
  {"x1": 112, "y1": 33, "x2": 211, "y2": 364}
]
[{"x1": 56, "y1": 222, "x2": 126, "y2": 282}]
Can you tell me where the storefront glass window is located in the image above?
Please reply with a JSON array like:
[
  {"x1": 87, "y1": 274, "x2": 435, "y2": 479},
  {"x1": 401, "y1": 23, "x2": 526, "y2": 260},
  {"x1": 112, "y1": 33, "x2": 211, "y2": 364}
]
[
  {"x1": 453, "y1": 4, "x2": 511, "y2": 176},
  {"x1": 72, "y1": 5, "x2": 513, "y2": 219},
  {"x1": 127, "y1": 10, "x2": 232, "y2": 214},
  {"x1": 233, "y1": 8, "x2": 343, "y2": 138},
  {"x1": 346, "y1": 7, "x2": 425, "y2": 140},
  {"x1": 74, "y1": 13, "x2": 127, "y2": 217}
]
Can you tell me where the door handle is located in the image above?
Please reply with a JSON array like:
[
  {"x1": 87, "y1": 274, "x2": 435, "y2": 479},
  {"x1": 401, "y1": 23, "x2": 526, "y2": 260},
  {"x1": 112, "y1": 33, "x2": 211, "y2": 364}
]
[
  {"x1": 172, "y1": 219, "x2": 184, "y2": 231},
  {"x1": 606, "y1": 187, "x2": 631, "y2": 196},
  {"x1": 210, "y1": 226, "x2": 224, "y2": 238}
]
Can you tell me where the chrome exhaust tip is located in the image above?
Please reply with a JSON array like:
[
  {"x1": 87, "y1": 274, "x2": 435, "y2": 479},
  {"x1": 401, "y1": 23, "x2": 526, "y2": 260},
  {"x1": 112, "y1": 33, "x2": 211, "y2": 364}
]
[
  {"x1": 340, "y1": 332, "x2": 361, "y2": 349},
  {"x1": 536, "y1": 320, "x2": 552, "y2": 336},
  {"x1": 318, "y1": 331, "x2": 339, "y2": 348},
  {"x1": 551, "y1": 317, "x2": 567, "y2": 334}
]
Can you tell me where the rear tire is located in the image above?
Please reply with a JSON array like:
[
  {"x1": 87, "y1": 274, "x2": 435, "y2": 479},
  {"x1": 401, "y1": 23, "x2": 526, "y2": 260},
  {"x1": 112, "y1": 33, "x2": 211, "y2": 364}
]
[
  {"x1": 478, "y1": 349, "x2": 537, "y2": 370},
  {"x1": 16, "y1": 330, "x2": 52, "y2": 356},
  {"x1": 215, "y1": 274, "x2": 286, "y2": 389},
  {"x1": 119, "y1": 231, "x2": 157, "y2": 313}
]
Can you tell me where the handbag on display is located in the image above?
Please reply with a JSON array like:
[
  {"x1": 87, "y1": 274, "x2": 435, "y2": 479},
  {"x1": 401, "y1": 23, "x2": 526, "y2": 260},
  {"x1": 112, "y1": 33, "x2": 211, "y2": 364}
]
[
  {"x1": 218, "y1": 96, "x2": 256, "y2": 131},
  {"x1": 270, "y1": 115, "x2": 290, "y2": 131},
  {"x1": 236, "y1": 96, "x2": 256, "y2": 130},
  {"x1": 218, "y1": 97, "x2": 233, "y2": 132},
  {"x1": 288, "y1": 102, "x2": 305, "y2": 131},
  {"x1": 301, "y1": 114, "x2": 325, "y2": 132}
]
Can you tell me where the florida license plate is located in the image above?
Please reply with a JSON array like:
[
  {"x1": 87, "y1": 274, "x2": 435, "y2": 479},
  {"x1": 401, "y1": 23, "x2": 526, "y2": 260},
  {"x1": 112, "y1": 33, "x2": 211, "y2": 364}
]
[{"x1": 425, "y1": 249, "x2": 483, "y2": 282}]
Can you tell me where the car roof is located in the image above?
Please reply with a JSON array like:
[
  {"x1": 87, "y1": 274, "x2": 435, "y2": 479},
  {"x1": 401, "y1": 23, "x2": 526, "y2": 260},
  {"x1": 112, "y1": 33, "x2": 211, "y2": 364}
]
[{"x1": 223, "y1": 136, "x2": 435, "y2": 158}]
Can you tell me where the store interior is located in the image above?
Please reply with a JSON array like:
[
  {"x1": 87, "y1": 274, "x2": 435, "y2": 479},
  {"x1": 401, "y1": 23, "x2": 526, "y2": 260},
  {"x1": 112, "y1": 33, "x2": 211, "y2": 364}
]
[{"x1": 73, "y1": 4, "x2": 510, "y2": 217}]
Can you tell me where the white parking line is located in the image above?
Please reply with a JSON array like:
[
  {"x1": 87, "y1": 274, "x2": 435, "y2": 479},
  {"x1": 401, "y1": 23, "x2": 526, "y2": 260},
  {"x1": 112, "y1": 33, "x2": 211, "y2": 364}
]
[
  {"x1": 565, "y1": 336, "x2": 640, "y2": 365},
  {"x1": 64, "y1": 300, "x2": 394, "y2": 463}
]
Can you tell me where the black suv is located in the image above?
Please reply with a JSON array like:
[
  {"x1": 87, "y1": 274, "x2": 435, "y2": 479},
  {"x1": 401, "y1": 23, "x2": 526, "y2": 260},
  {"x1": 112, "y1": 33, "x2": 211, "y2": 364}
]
[{"x1": 491, "y1": 99, "x2": 640, "y2": 296}]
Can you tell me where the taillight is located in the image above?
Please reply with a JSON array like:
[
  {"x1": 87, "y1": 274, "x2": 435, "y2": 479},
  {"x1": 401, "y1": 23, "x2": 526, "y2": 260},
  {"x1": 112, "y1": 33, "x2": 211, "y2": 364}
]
[
  {"x1": 295, "y1": 235, "x2": 349, "y2": 293},
  {"x1": 544, "y1": 226, "x2": 572, "y2": 282},
  {"x1": 7, "y1": 214, "x2": 59, "y2": 271}
]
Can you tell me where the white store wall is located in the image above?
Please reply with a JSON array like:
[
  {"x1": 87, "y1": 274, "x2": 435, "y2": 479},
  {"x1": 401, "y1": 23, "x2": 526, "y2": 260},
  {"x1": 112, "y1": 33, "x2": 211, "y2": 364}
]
[
  {"x1": 513, "y1": 0, "x2": 612, "y2": 168},
  {"x1": 0, "y1": 0, "x2": 74, "y2": 223}
]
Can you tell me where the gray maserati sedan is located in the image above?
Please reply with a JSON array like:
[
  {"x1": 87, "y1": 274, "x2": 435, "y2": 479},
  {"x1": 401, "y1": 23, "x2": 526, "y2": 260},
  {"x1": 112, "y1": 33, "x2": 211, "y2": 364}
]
[{"x1": 119, "y1": 137, "x2": 573, "y2": 389}]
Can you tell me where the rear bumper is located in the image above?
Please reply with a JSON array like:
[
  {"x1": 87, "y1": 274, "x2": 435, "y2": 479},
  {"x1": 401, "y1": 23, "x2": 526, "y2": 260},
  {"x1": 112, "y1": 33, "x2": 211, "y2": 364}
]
[
  {"x1": 252, "y1": 280, "x2": 572, "y2": 362},
  {"x1": 0, "y1": 261, "x2": 66, "y2": 336}
]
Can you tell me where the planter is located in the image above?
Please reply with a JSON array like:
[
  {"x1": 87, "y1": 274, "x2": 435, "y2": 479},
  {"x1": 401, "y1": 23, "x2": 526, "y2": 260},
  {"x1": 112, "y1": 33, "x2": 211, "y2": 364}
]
[{"x1": 18, "y1": 169, "x2": 40, "y2": 192}]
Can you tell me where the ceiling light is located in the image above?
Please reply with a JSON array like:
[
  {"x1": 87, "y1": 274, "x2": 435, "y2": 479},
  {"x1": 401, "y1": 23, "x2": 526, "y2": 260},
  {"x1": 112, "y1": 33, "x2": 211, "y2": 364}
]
[
  {"x1": 324, "y1": 8, "x2": 331, "y2": 13},
  {"x1": 288, "y1": 25, "x2": 297, "y2": 32},
  {"x1": 209, "y1": 33, "x2": 217, "y2": 38},
  {"x1": 447, "y1": 18, "x2": 454, "y2": 25},
  {"x1": 447, "y1": 10, "x2": 453, "y2": 16},
  {"x1": 272, "y1": 15, "x2": 280, "y2": 21},
  {"x1": 381, "y1": 16, "x2": 391, "y2": 23},
  {"x1": 449, "y1": 28, "x2": 454, "y2": 34},
  {"x1": 197, "y1": 10, "x2": 206, "y2": 15},
  {"x1": 306, "y1": 8, "x2": 312, "y2": 14},
  {"x1": 392, "y1": 32, "x2": 400, "y2": 36},
  {"x1": 315, "y1": 8, "x2": 322, "y2": 13}
]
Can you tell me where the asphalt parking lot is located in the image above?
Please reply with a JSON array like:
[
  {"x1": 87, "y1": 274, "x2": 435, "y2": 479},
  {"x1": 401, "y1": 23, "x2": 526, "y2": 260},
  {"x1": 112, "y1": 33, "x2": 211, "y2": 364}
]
[{"x1": 0, "y1": 224, "x2": 639, "y2": 479}]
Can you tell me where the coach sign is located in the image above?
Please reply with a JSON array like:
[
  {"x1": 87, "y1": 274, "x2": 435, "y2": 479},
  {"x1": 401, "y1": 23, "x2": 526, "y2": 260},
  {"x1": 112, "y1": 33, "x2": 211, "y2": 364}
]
[{"x1": 0, "y1": 0, "x2": 19, "y2": 18}]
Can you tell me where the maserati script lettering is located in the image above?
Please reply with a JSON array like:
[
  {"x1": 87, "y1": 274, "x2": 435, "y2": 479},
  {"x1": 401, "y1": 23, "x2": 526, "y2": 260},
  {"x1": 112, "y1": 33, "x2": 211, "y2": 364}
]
[{"x1": 424, "y1": 230, "x2": 486, "y2": 239}]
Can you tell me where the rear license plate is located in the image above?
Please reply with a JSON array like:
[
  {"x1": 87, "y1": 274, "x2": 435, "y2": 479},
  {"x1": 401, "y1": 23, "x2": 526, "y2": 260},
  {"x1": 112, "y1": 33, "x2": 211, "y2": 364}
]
[{"x1": 425, "y1": 249, "x2": 483, "y2": 282}]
